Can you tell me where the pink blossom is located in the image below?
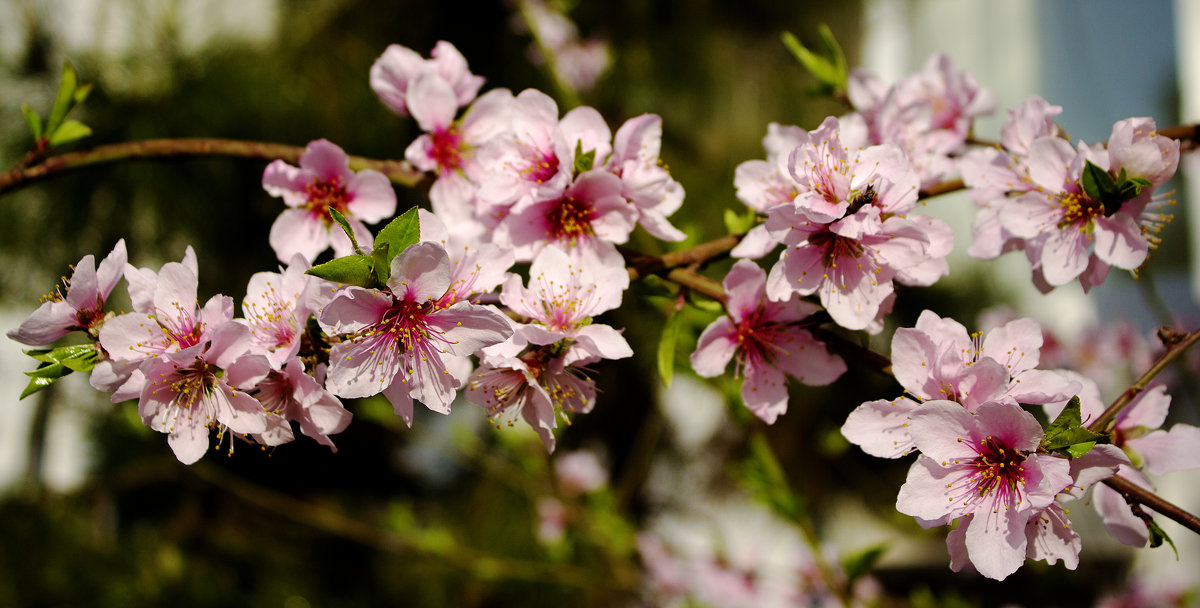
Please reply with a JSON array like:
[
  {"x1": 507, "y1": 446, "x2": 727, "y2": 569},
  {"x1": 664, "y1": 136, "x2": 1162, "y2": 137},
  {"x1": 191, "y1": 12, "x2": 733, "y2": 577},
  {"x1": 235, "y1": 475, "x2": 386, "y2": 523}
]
[
  {"x1": 760, "y1": 116, "x2": 951, "y2": 331},
  {"x1": 501, "y1": 169, "x2": 636, "y2": 264},
  {"x1": 370, "y1": 41, "x2": 484, "y2": 117},
  {"x1": 690, "y1": 260, "x2": 845, "y2": 423},
  {"x1": 406, "y1": 84, "x2": 514, "y2": 220},
  {"x1": 499, "y1": 244, "x2": 631, "y2": 365},
  {"x1": 100, "y1": 255, "x2": 233, "y2": 366},
  {"x1": 730, "y1": 123, "x2": 809, "y2": 259},
  {"x1": 241, "y1": 254, "x2": 329, "y2": 368},
  {"x1": 842, "y1": 310, "x2": 1077, "y2": 458},
  {"x1": 262, "y1": 139, "x2": 397, "y2": 263},
  {"x1": 605, "y1": 113, "x2": 687, "y2": 242},
  {"x1": 960, "y1": 96, "x2": 1063, "y2": 259},
  {"x1": 896, "y1": 401, "x2": 1071, "y2": 580},
  {"x1": 319, "y1": 242, "x2": 512, "y2": 424},
  {"x1": 473, "y1": 89, "x2": 611, "y2": 216},
  {"x1": 991, "y1": 118, "x2": 1179, "y2": 291},
  {"x1": 466, "y1": 349, "x2": 595, "y2": 453},
  {"x1": 248, "y1": 357, "x2": 351, "y2": 452},
  {"x1": 136, "y1": 321, "x2": 270, "y2": 464},
  {"x1": 9, "y1": 239, "x2": 127, "y2": 346},
  {"x1": 848, "y1": 53, "x2": 995, "y2": 186}
]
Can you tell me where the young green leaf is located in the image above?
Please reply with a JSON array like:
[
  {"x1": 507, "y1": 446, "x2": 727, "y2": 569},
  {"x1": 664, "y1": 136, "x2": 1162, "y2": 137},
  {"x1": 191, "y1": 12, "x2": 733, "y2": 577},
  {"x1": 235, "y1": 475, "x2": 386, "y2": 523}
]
[
  {"x1": 1040, "y1": 395, "x2": 1106, "y2": 455},
  {"x1": 656, "y1": 312, "x2": 683, "y2": 387},
  {"x1": 373, "y1": 207, "x2": 421, "y2": 263},
  {"x1": 46, "y1": 61, "x2": 79, "y2": 137},
  {"x1": 328, "y1": 208, "x2": 363, "y2": 255},
  {"x1": 1146, "y1": 519, "x2": 1179, "y2": 559},
  {"x1": 306, "y1": 254, "x2": 375, "y2": 288},
  {"x1": 841, "y1": 544, "x2": 888, "y2": 583},
  {"x1": 370, "y1": 242, "x2": 392, "y2": 286},
  {"x1": 21, "y1": 103, "x2": 42, "y2": 141},
  {"x1": 21, "y1": 363, "x2": 73, "y2": 399},
  {"x1": 573, "y1": 139, "x2": 596, "y2": 177},
  {"x1": 73, "y1": 83, "x2": 93, "y2": 105},
  {"x1": 722, "y1": 208, "x2": 757, "y2": 234},
  {"x1": 26, "y1": 344, "x2": 99, "y2": 372},
  {"x1": 780, "y1": 26, "x2": 848, "y2": 94},
  {"x1": 48, "y1": 119, "x2": 92, "y2": 147}
]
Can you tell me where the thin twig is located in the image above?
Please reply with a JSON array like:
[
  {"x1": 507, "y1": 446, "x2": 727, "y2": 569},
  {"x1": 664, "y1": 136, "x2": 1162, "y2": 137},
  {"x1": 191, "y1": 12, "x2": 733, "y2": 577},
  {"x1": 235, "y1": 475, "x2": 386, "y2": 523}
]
[
  {"x1": 0, "y1": 138, "x2": 425, "y2": 195},
  {"x1": 1088, "y1": 328, "x2": 1200, "y2": 433},
  {"x1": 1104, "y1": 474, "x2": 1200, "y2": 537}
]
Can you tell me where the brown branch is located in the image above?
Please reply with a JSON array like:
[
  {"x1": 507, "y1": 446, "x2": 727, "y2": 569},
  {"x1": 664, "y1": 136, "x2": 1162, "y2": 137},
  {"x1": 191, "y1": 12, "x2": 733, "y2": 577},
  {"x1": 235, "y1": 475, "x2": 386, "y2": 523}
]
[
  {"x1": 1088, "y1": 327, "x2": 1200, "y2": 433},
  {"x1": 0, "y1": 138, "x2": 425, "y2": 195},
  {"x1": 1104, "y1": 474, "x2": 1200, "y2": 537}
]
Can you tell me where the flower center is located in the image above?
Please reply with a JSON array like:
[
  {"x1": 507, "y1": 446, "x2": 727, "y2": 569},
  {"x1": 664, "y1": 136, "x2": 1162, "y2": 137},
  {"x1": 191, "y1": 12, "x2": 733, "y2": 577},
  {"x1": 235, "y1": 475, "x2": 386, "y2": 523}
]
[
  {"x1": 430, "y1": 126, "x2": 464, "y2": 172},
  {"x1": 546, "y1": 195, "x2": 596, "y2": 244},
  {"x1": 168, "y1": 361, "x2": 217, "y2": 412},
  {"x1": 524, "y1": 151, "x2": 559, "y2": 184},
  {"x1": 1057, "y1": 191, "x2": 1104, "y2": 228},
  {"x1": 970, "y1": 435, "x2": 1027, "y2": 498},
  {"x1": 808, "y1": 229, "x2": 865, "y2": 266},
  {"x1": 303, "y1": 176, "x2": 350, "y2": 221}
]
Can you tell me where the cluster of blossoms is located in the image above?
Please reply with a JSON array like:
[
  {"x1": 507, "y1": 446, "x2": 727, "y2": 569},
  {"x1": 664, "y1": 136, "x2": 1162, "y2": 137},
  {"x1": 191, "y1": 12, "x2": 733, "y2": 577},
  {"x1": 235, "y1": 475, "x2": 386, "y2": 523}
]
[
  {"x1": 9, "y1": 40, "x2": 688, "y2": 461},
  {"x1": 961, "y1": 97, "x2": 1180, "y2": 291},
  {"x1": 839, "y1": 310, "x2": 1181, "y2": 580},
  {"x1": 9, "y1": 242, "x2": 353, "y2": 464},
  {"x1": 9, "y1": 33, "x2": 1200, "y2": 595}
]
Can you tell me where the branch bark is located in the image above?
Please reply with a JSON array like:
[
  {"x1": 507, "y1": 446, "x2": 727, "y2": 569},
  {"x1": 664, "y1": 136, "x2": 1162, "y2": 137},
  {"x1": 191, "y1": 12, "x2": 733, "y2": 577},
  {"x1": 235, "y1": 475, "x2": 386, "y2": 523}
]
[{"x1": 0, "y1": 138, "x2": 424, "y2": 195}]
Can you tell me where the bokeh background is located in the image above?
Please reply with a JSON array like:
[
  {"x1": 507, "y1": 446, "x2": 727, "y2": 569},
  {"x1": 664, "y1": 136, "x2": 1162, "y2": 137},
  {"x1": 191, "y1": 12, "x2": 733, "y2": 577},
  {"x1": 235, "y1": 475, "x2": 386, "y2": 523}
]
[{"x1": 1, "y1": 0, "x2": 1198, "y2": 606}]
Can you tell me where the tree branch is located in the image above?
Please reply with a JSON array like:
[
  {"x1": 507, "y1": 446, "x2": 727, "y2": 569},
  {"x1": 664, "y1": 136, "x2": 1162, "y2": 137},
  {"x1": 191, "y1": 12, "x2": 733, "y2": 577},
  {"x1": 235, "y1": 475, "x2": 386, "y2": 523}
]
[
  {"x1": 1088, "y1": 327, "x2": 1200, "y2": 433},
  {"x1": 1104, "y1": 474, "x2": 1200, "y2": 537},
  {"x1": 0, "y1": 138, "x2": 425, "y2": 195}
]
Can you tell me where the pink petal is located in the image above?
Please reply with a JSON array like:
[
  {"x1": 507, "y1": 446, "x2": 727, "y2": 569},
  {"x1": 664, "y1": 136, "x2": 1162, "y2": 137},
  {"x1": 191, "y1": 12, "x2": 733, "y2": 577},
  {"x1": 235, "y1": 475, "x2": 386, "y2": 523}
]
[
  {"x1": 269, "y1": 208, "x2": 328, "y2": 263},
  {"x1": 299, "y1": 139, "x2": 353, "y2": 183},
  {"x1": 962, "y1": 509, "x2": 1028, "y2": 581},
  {"x1": 1092, "y1": 214, "x2": 1148, "y2": 270},
  {"x1": 1127, "y1": 424, "x2": 1200, "y2": 476},
  {"x1": 690, "y1": 317, "x2": 737, "y2": 377},
  {"x1": 386, "y1": 242, "x2": 452, "y2": 303},
  {"x1": 346, "y1": 170, "x2": 397, "y2": 224},
  {"x1": 406, "y1": 73, "x2": 459, "y2": 133},
  {"x1": 841, "y1": 397, "x2": 920, "y2": 458}
]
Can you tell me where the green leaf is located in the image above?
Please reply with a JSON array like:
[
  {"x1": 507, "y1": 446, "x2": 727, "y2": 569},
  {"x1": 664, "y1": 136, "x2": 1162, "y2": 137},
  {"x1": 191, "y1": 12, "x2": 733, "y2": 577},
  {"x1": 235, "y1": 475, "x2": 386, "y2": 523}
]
[
  {"x1": 816, "y1": 23, "x2": 848, "y2": 88},
  {"x1": 25, "y1": 344, "x2": 99, "y2": 372},
  {"x1": 780, "y1": 27, "x2": 848, "y2": 94},
  {"x1": 842, "y1": 544, "x2": 888, "y2": 583},
  {"x1": 21, "y1": 103, "x2": 42, "y2": 141},
  {"x1": 373, "y1": 207, "x2": 421, "y2": 263},
  {"x1": 1080, "y1": 160, "x2": 1118, "y2": 203},
  {"x1": 46, "y1": 61, "x2": 79, "y2": 136},
  {"x1": 657, "y1": 312, "x2": 683, "y2": 387},
  {"x1": 723, "y1": 208, "x2": 757, "y2": 234},
  {"x1": 1040, "y1": 396, "x2": 1106, "y2": 455},
  {"x1": 21, "y1": 363, "x2": 72, "y2": 399},
  {"x1": 72, "y1": 83, "x2": 92, "y2": 105},
  {"x1": 306, "y1": 254, "x2": 375, "y2": 287},
  {"x1": 48, "y1": 119, "x2": 92, "y2": 147},
  {"x1": 1064, "y1": 441, "x2": 1097, "y2": 459},
  {"x1": 1147, "y1": 519, "x2": 1179, "y2": 558},
  {"x1": 328, "y1": 208, "x2": 363, "y2": 254},
  {"x1": 573, "y1": 140, "x2": 596, "y2": 177},
  {"x1": 370, "y1": 242, "x2": 391, "y2": 286}
]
